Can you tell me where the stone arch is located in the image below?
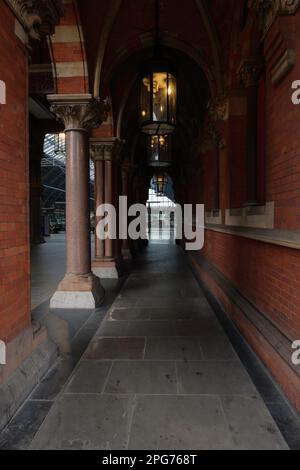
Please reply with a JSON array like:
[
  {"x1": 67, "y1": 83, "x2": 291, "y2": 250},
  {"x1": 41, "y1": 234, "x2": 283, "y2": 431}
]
[
  {"x1": 102, "y1": 33, "x2": 218, "y2": 99},
  {"x1": 93, "y1": 0, "x2": 123, "y2": 98},
  {"x1": 49, "y1": 0, "x2": 89, "y2": 94},
  {"x1": 113, "y1": 41, "x2": 212, "y2": 141}
]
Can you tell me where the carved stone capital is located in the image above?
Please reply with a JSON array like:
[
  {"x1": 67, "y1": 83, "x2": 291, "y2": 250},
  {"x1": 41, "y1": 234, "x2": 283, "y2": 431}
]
[
  {"x1": 280, "y1": 0, "x2": 300, "y2": 14},
  {"x1": 208, "y1": 95, "x2": 229, "y2": 122},
  {"x1": 249, "y1": 0, "x2": 300, "y2": 37},
  {"x1": 90, "y1": 137, "x2": 124, "y2": 162},
  {"x1": 5, "y1": 0, "x2": 64, "y2": 40},
  {"x1": 200, "y1": 119, "x2": 218, "y2": 153},
  {"x1": 238, "y1": 58, "x2": 264, "y2": 87},
  {"x1": 47, "y1": 94, "x2": 109, "y2": 133}
]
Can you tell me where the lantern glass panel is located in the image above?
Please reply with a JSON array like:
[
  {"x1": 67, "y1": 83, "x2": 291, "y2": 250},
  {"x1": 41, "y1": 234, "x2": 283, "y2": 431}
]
[
  {"x1": 152, "y1": 72, "x2": 168, "y2": 123},
  {"x1": 153, "y1": 170, "x2": 168, "y2": 195},
  {"x1": 149, "y1": 135, "x2": 160, "y2": 165},
  {"x1": 168, "y1": 74, "x2": 177, "y2": 126},
  {"x1": 159, "y1": 135, "x2": 171, "y2": 163},
  {"x1": 148, "y1": 135, "x2": 171, "y2": 167},
  {"x1": 140, "y1": 74, "x2": 151, "y2": 123},
  {"x1": 140, "y1": 64, "x2": 177, "y2": 135}
]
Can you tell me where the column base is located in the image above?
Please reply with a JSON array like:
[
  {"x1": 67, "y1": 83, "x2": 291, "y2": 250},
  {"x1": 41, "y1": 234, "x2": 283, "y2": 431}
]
[
  {"x1": 50, "y1": 273, "x2": 105, "y2": 309},
  {"x1": 92, "y1": 257, "x2": 122, "y2": 279},
  {"x1": 31, "y1": 235, "x2": 45, "y2": 245}
]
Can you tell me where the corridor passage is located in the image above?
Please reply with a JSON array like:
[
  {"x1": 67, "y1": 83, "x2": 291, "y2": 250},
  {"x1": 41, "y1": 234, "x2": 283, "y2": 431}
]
[{"x1": 26, "y1": 242, "x2": 288, "y2": 450}]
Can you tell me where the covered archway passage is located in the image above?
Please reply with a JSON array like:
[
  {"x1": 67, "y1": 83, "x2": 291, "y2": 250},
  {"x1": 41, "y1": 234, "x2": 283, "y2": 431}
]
[{"x1": 1, "y1": 0, "x2": 300, "y2": 451}]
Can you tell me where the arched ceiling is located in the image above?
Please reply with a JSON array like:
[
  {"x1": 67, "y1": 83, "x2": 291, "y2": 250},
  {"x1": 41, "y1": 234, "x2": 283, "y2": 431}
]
[
  {"x1": 77, "y1": 0, "x2": 241, "y2": 99},
  {"x1": 29, "y1": 0, "x2": 246, "y2": 202},
  {"x1": 112, "y1": 46, "x2": 209, "y2": 189},
  {"x1": 76, "y1": 0, "x2": 243, "y2": 196}
]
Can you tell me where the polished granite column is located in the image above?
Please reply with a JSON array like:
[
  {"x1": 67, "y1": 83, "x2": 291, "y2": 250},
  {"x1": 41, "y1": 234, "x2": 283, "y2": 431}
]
[
  {"x1": 47, "y1": 94, "x2": 107, "y2": 309},
  {"x1": 121, "y1": 161, "x2": 132, "y2": 260},
  {"x1": 90, "y1": 138, "x2": 123, "y2": 278}
]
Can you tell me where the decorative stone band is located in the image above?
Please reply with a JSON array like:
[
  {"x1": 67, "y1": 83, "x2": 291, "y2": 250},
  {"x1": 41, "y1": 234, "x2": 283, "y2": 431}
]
[
  {"x1": 199, "y1": 95, "x2": 229, "y2": 153},
  {"x1": 0, "y1": 81, "x2": 6, "y2": 105},
  {"x1": 47, "y1": 94, "x2": 109, "y2": 133},
  {"x1": 250, "y1": 0, "x2": 300, "y2": 38},
  {"x1": 90, "y1": 137, "x2": 124, "y2": 162},
  {"x1": 200, "y1": 117, "x2": 222, "y2": 153},
  {"x1": 5, "y1": 0, "x2": 64, "y2": 40},
  {"x1": 208, "y1": 95, "x2": 229, "y2": 122},
  {"x1": 237, "y1": 58, "x2": 264, "y2": 88}
]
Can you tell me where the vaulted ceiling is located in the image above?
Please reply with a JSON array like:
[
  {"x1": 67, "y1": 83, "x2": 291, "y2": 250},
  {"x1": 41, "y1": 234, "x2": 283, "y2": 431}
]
[
  {"x1": 78, "y1": 0, "x2": 242, "y2": 99},
  {"x1": 29, "y1": 0, "x2": 247, "y2": 198},
  {"x1": 77, "y1": 0, "x2": 244, "y2": 173}
]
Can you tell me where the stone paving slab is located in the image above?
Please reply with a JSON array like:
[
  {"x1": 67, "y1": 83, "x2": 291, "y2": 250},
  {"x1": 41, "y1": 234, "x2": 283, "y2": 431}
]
[
  {"x1": 128, "y1": 395, "x2": 237, "y2": 450},
  {"x1": 105, "y1": 361, "x2": 177, "y2": 394},
  {"x1": 28, "y1": 243, "x2": 290, "y2": 450},
  {"x1": 144, "y1": 337, "x2": 203, "y2": 361},
  {"x1": 30, "y1": 395, "x2": 134, "y2": 450},
  {"x1": 221, "y1": 396, "x2": 289, "y2": 450},
  {"x1": 86, "y1": 337, "x2": 146, "y2": 360},
  {"x1": 65, "y1": 361, "x2": 112, "y2": 394},
  {"x1": 177, "y1": 361, "x2": 257, "y2": 395}
]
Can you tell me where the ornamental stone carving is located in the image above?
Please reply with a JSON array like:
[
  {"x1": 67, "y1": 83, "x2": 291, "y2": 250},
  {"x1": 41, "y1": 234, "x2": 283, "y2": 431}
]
[
  {"x1": 238, "y1": 58, "x2": 264, "y2": 87},
  {"x1": 47, "y1": 94, "x2": 109, "y2": 133},
  {"x1": 249, "y1": 0, "x2": 300, "y2": 36},
  {"x1": 208, "y1": 95, "x2": 229, "y2": 122},
  {"x1": 200, "y1": 119, "x2": 218, "y2": 153},
  {"x1": 90, "y1": 138, "x2": 124, "y2": 162},
  {"x1": 5, "y1": 0, "x2": 64, "y2": 40}
]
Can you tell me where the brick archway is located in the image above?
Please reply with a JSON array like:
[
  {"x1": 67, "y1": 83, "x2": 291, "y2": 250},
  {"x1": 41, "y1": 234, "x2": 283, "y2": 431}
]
[{"x1": 49, "y1": 0, "x2": 89, "y2": 95}]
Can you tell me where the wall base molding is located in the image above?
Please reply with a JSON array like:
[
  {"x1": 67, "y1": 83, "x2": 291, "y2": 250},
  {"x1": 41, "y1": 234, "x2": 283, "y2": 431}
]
[
  {"x1": 0, "y1": 340, "x2": 58, "y2": 432},
  {"x1": 205, "y1": 224, "x2": 300, "y2": 250},
  {"x1": 188, "y1": 252, "x2": 300, "y2": 413}
]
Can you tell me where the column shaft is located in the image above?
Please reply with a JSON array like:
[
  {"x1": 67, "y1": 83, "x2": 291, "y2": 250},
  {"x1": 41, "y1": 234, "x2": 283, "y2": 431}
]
[
  {"x1": 90, "y1": 137, "x2": 124, "y2": 278},
  {"x1": 48, "y1": 93, "x2": 108, "y2": 309},
  {"x1": 94, "y1": 158, "x2": 105, "y2": 258},
  {"x1": 121, "y1": 168, "x2": 132, "y2": 259},
  {"x1": 104, "y1": 159, "x2": 114, "y2": 258},
  {"x1": 65, "y1": 130, "x2": 91, "y2": 276}
]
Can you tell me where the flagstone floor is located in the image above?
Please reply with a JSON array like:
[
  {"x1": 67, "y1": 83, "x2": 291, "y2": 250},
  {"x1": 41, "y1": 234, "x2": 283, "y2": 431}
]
[{"x1": 25, "y1": 241, "x2": 290, "y2": 450}]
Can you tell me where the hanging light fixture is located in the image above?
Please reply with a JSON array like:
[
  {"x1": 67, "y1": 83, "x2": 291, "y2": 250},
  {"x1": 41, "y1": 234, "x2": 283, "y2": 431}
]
[
  {"x1": 148, "y1": 134, "x2": 172, "y2": 167},
  {"x1": 153, "y1": 169, "x2": 168, "y2": 196},
  {"x1": 139, "y1": 0, "x2": 177, "y2": 135},
  {"x1": 54, "y1": 132, "x2": 66, "y2": 156}
]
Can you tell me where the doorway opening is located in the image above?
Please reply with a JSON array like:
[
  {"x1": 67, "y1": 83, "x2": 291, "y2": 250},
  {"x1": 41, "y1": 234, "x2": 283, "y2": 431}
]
[{"x1": 146, "y1": 175, "x2": 177, "y2": 242}]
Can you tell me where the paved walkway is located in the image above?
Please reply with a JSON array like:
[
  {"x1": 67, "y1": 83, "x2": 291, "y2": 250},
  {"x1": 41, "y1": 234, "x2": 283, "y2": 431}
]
[
  {"x1": 28, "y1": 242, "x2": 287, "y2": 450},
  {"x1": 31, "y1": 234, "x2": 67, "y2": 310}
]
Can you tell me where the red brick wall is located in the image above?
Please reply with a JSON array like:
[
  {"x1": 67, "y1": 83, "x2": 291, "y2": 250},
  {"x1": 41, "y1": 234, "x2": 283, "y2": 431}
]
[
  {"x1": 50, "y1": 0, "x2": 88, "y2": 94},
  {"x1": 0, "y1": 2, "x2": 31, "y2": 342},
  {"x1": 190, "y1": 253, "x2": 300, "y2": 413},
  {"x1": 192, "y1": 10, "x2": 300, "y2": 412},
  {"x1": 229, "y1": 115, "x2": 247, "y2": 208},
  {"x1": 202, "y1": 230, "x2": 300, "y2": 340},
  {"x1": 265, "y1": 15, "x2": 300, "y2": 230},
  {"x1": 203, "y1": 145, "x2": 219, "y2": 211},
  {"x1": 257, "y1": 77, "x2": 266, "y2": 205}
]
